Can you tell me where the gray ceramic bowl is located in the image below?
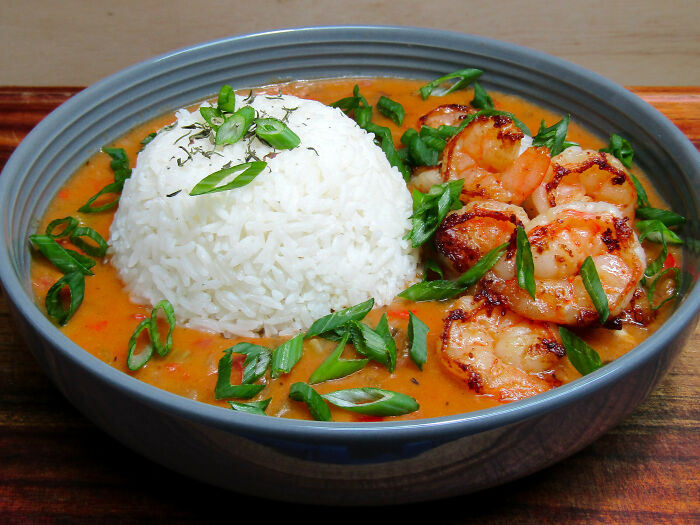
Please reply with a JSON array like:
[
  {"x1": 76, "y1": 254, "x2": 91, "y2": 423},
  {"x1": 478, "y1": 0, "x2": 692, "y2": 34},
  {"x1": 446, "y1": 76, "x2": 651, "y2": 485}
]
[{"x1": 1, "y1": 26, "x2": 699, "y2": 505}]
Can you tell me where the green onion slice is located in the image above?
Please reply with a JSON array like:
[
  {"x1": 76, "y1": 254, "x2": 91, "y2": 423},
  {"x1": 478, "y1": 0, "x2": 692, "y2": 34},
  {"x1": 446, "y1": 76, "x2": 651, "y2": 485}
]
[
  {"x1": 363, "y1": 122, "x2": 411, "y2": 181},
  {"x1": 321, "y1": 387, "x2": 419, "y2": 417},
  {"x1": 127, "y1": 319, "x2": 154, "y2": 371},
  {"x1": 629, "y1": 173, "x2": 650, "y2": 209},
  {"x1": 200, "y1": 106, "x2": 224, "y2": 130},
  {"x1": 228, "y1": 399, "x2": 271, "y2": 416},
  {"x1": 140, "y1": 132, "x2": 157, "y2": 149},
  {"x1": 289, "y1": 382, "x2": 332, "y2": 422},
  {"x1": 580, "y1": 256, "x2": 610, "y2": 324},
  {"x1": 376, "y1": 95, "x2": 405, "y2": 126},
  {"x1": 46, "y1": 217, "x2": 79, "y2": 239},
  {"x1": 636, "y1": 207, "x2": 686, "y2": 227},
  {"x1": 78, "y1": 181, "x2": 124, "y2": 213},
  {"x1": 637, "y1": 219, "x2": 683, "y2": 277},
  {"x1": 229, "y1": 342, "x2": 272, "y2": 384},
  {"x1": 419, "y1": 68, "x2": 483, "y2": 100},
  {"x1": 422, "y1": 258, "x2": 445, "y2": 281},
  {"x1": 374, "y1": 314, "x2": 397, "y2": 373},
  {"x1": 45, "y1": 271, "x2": 85, "y2": 326},
  {"x1": 308, "y1": 333, "x2": 368, "y2": 384},
  {"x1": 216, "y1": 106, "x2": 255, "y2": 146},
  {"x1": 254, "y1": 117, "x2": 300, "y2": 149},
  {"x1": 305, "y1": 298, "x2": 375, "y2": 339},
  {"x1": 270, "y1": 333, "x2": 304, "y2": 379},
  {"x1": 470, "y1": 81, "x2": 494, "y2": 110},
  {"x1": 217, "y1": 84, "x2": 236, "y2": 113},
  {"x1": 559, "y1": 326, "x2": 603, "y2": 376},
  {"x1": 531, "y1": 116, "x2": 578, "y2": 157},
  {"x1": 418, "y1": 126, "x2": 447, "y2": 153},
  {"x1": 215, "y1": 348, "x2": 266, "y2": 400},
  {"x1": 648, "y1": 267, "x2": 683, "y2": 310},
  {"x1": 149, "y1": 299, "x2": 176, "y2": 357},
  {"x1": 29, "y1": 234, "x2": 94, "y2": 276},
  {"x1": 408, "y1": 312, "x2": 429, "y2": 370},
  {"x1": 405, "y1": 179, "x2": 464, "y2": 248},
  {"x1": 346, "y1": 321, "x2": 391, "y2": 370},
  {"x1": 69, "y1": 226, "x2": 109, "y2": 257},
  {"x1": 600, "y1": 133, "x2": 634, "y2": 168},
  {"x1": 400, "y1": 128, "x2": 439, "y2": 167},
  {"x1": 399, "y1": 242, "x2": 508, "y2": 301},
  {"x1": 516, "y1": 226, "x2": 536, "y2": 300},
  {"x1": 189, "y1": 161, "x2": 266, "y2": 196},
  {"x1": 102, "y1": 147, "x2": 132, "y2": 184}
]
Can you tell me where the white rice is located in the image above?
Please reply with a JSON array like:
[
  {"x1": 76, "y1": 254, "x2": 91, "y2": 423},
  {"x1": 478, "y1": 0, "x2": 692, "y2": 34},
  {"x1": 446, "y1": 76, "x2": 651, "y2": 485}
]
[{"x1": 109, "y1": 93, "x2": 418, "y2": 336}]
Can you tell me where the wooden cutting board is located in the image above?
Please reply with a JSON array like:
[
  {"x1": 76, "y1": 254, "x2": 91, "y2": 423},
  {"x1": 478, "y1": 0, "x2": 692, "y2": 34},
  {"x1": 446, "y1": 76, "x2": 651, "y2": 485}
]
[{"x1": 0, "y1": 87, "x2": 698, "y2": 523}]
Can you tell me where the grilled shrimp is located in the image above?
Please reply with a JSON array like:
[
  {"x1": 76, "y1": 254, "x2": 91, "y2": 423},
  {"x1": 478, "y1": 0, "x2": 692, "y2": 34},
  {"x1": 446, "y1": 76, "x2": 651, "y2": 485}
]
[
  {"x1": 441, "y1": 295, "x2": 564, "y2": 402},
  {"x1": 435, "y1": 200, "x2": 529, "y2": 276},
  {"x1": 441, "y1": 114, "x2": 551, "y2": 205},
  {"x1": 418, "y1": 104, "x2": 475, "y2": 129},
  {"x1": 527, "y1": 147, "x2": 637, "y2": 220},
  {"x1": 484, "y1": 201, "x2": 646, "y2": 326}
]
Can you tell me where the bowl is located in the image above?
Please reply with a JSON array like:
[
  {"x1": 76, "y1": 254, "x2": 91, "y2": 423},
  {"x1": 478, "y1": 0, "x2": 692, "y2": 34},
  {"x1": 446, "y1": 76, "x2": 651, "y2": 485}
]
[{"x1": 1, "y1": 26, "x2": 699, "y2": 506}]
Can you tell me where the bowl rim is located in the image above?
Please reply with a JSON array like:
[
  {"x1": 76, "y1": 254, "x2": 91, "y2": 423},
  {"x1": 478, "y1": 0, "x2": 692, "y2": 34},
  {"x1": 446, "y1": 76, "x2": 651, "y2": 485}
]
[{"x1": 2, "y1": 24, "x2": 699, "y2": 444}]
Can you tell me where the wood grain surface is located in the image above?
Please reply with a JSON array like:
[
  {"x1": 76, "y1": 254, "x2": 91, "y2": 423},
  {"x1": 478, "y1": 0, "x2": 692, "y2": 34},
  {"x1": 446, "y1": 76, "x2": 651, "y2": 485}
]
[{"x1": 0, "y1": 87, "x2": 698, "y2": 523}]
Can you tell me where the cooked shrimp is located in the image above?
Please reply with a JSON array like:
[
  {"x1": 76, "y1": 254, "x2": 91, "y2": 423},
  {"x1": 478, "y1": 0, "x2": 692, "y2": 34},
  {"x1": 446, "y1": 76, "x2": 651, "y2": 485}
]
[
  {"x1": 484, "y1": 201, "x2": 647, "y2": 326},
  {"x1": 408, "y1": 166, "x2": 442, "y2": 193},
  {"x1": 434, "y1": 200, "x2": 529, "y2": 275},
  {"x1": 440, "y1": 114, "x2": 551, "y2": 205},
  {"x1": 441, "y1": 295, "x2": 564, "y2": 402},
  {"x1": 418, "y1": 104, "x2": 475, "y2": 129},
  {"x1": 527, "y1": 147, "x2": 637, "y2": 220}
]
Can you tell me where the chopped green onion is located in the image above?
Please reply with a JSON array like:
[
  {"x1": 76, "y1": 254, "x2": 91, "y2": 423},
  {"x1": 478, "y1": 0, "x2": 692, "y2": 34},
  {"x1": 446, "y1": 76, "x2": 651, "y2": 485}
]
[
  {"x1": 200, "y1": 106, "x2": 224, "y2": 130},
  {"x1": 629, "y1": 173, "x2": 650, "y2": 208},
  {"x1": 559, "y1": 326, "x2": 603, "y2": 376},
  {"x1": 226, "y1": 342, "x2": 272, "y2": 385},
  {"x1": 408, "y1": 312, "x2": 429, "y2": 370},
  {"x1": 580, "y1": 256, "x2": 610, "y2": 324},
  {"x1": 419, "y1": 68, "x2": 483, "y2": 100},
  {"x1": 418, "y1": 126, "x2": 447, "y2": 153},
  {"x1": 321, "y1": 387, "x2": 419, "y2": 417},
  {"x1": 363, "y1": 122, "x2": 411, "y2": 180},
  {"x1": 636, "y1": 207, "x2": 686, "y2": 227},
  {"x1": 600, "y1": 133, "x2": 634, "y2": 168},
  {"x1": 216, "y1": 106, "x2": 255, "y2": 146},
  {"x1": 102, "y1": 147, "x2": 132, "y2": 184},
  {"x1": 228, "y1": 399, "x2": 271, "y2": 416},
  {"x1": 422, "y1": 258, "x2": 444, "y2": 281},
  {"x1": 399, "y1": 242, "x2": 508, "y2": 301},
  {"x1": 140, "y1": 132, "x2": 157, "y2": 149},
  {"x1": 400, "y1": 128, "x2": 439, "y2": 167},
  {"x1": 29, "y1": 235, "x2": 94, "y2": 276},
  {"x1": 637, "y1": 219, "x2": 683, "y2": 277},
  {"x1": 45, "y1": 271, "x2": 85, "y2": 326},
  {"x1": 189, "y1": 161, "x2": 266, "y2": 196},
  {"x1": 69, "y1": 226, "x2": 109, "y2": 257},
  {"x1": 270, "y1": 333, "x2": 304, "y2": 378},
  {"x1": 376, "y1": 95, "x2": 405, "y2": 125},
  {"x1": 346, "y1": 321, "x2": 391, "y2": 370},
  {"x1": 305, "y1": 298, "x2": 374, "y2": 339},
  {"x1": 149, "y1": 299, "x2": 176, "y2": 356},
  {"x1": 78, "y1": 181, "x2": 124, "y2": 213},
  {"x1": 217, "y1": 84, "x2": 236, "y2": 113},
  {"x1": 308, "y1": 332, "x2": 368, "y2": 384},
  {"x1": 127, "y1": 319, "x2": 153, "y2": 371},
  {"x1": 215, "y1": 348, "x2": 266, "y2": 400},
  {"x1": 46, "y1": 216, "x2": 78, "y2": 239},
  {"x1": 470, "y1": 81, "x2": 494, "y2": 110},
  {"x1": 516, "y1": 226, "x2": 536, "y2": 300},
  {"x1": 531, "y1": 116, "x2": 578, "y2": 157},
  {"x1": 254, "y1": 117, "x2": 300, "y2": 149},
  {"x1": 648, "y1": 267, "x2": 682, "y2": 310},
  {"x1": 374, "y1": 314, "x2": 397, "y2": 373},
  {"x1": 329, "y1": 84, "x2": 369, "y2": 114},
  {"x1": 405, "y1": 180, "x2": 464, "y2": 248},
  {"x1": 289, "y1": 382, "x2": 332, "y2": 422}
]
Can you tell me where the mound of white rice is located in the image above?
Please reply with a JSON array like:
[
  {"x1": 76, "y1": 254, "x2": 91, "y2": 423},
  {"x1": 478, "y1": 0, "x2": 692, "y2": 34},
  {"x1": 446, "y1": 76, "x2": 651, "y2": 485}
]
[{"x1": 109, "y1": 93, "x2": 418, "y2": 336}]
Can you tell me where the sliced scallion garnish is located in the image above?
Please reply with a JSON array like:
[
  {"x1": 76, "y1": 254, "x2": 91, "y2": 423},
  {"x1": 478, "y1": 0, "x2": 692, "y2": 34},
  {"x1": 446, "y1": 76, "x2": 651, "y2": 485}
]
[
  {"x1": 346, "y1": 320, "x2": 392, "y2": 370},
  {"x1": 254, "y1": 117, "x2": 300, "y2": 149},
  {"x1": 308, "y1": 332, "x2": 368, "y2": 384},
  {"x1": 289, "y1": 382, "x2": 332, "y2": 421},
  {"x1": 45, "y1": 271, "x2": 85, "y2": 326},
  {"x1": 470, "y1": 81, "x2": 494, "y2": 110},
  {"x1": 69, "y1": 226, "x2": 109, "y2": 257},
  {"x1": 407, "y1": 312, "x2": 429, "y2": 370},
  {"x1": 200, "y1": 106, "x2": 224, "y2": 130},
  {"x1": 126, "y1": 319, "x2": 153, "y2": 371},
  {"x1": 629, "y1": 173, "x2": 650, "y2": 208},
  {"x1": 29, "y1": 234, "x2": 94, "y2": 276},
  {"x1": 400, "y1": 128, "x2": 439, "y2": 167},
  {"x1": 78, "y1": 181, "x2": 124, "y2": 213},
  {"x1": 189, "y1": 161, "x2": 266, "y2": 196},
  {"x1": 304, "y1": 298, "x2": 374, "y2": 339},
  {"x1": 230, "y1": 342, "x2": 272, "y2": 385},
  {"x1": 559, "y1": 326, "x2": 603, "y2": 376},
  {"x1": 321, "y1": 387, "x2": 419, "y2": 417},
  {"x1": 404, "y1": 179, "x2": 464, "y2": 248},
  {"x1": 374, "y1": 314, "x2": 397, "y2": 373},
  {"x1": 635, "y1": 207, "x2": 686, "y2": 227},
  {"x1": 648, "y1": 267, "x2": 682, "y2": 310},
  {"x1": 579, "y1": 256, "x2": 610, "y2": 324},
  {"x1": 363, "y1": 122, "x2": 411, "y2": 180},
  {"x1": 149, "y1": 299, "x2": 176, "y2": 356},
  {"x1": 516, "y1": 226, "x2": 536, "y2": 300},
  {"x1": 531, "y1": 115, "x2": 578, "y2": 157},
  {"x1": 102, "y1": 147, "x2": 132, "y2": 184},
  {"x1": 270, "y1": 333, "x2": 304, "y2": 378},
  {"x1": 228, "y1": 399, "x2": 271, "y2": 416},
  {"x1": 217, "y1": 84, "x2": 236, "y2": 113},
  {"x1": 419, "y1": 68, "x2": 483, "y2": 100},
  {"x1": 376, "y1": 95, "x2": 405, "y2": 126},
  {"x1": 600, "y1": 133, "x2": 634, "y2": 168},
  {"x1": 46, "y1": 216, "x2": 79, "y2": 239},
  {"x1": 216, "y1": 106, "x2": 255, "y2": 146},
  {"x1": 215, "y1": 348, "x2": 266, "y2": 400},
  {"x1": 637, "y1": 219, "x2": 683, "y2": 277}
]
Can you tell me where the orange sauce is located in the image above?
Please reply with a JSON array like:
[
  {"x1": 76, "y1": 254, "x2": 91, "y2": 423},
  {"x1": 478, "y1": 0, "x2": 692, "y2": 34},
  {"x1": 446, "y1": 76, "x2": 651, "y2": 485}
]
[{"x1": 30, "y1": 78, "x2": 678, "y2": 422}]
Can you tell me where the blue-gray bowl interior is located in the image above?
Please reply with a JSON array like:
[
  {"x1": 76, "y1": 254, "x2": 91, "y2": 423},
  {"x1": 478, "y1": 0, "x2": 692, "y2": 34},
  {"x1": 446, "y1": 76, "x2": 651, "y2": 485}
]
[{"x1": 1, "y1": 26, "x2": 699, "y2": 449}]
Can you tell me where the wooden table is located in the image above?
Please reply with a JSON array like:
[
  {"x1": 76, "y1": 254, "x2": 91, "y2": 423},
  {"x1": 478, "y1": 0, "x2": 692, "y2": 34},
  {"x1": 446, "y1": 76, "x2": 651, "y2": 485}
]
[{"x1": 1, "y1": 87, "x2": 698, "y2": 523}]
